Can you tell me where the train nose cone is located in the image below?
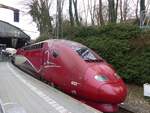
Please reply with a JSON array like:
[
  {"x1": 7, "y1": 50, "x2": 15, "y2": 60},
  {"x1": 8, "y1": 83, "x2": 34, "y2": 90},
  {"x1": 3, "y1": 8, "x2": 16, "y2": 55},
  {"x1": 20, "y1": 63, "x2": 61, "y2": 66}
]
[{"x1": 99, "y1": 82, "x2": 127, "y2": 103}]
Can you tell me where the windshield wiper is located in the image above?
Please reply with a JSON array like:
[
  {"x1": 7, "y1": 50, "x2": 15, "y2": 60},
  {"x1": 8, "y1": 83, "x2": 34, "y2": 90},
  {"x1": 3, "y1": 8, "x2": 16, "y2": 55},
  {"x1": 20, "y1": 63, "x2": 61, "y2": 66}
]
[{"x1": 84, "y1": 59, "x2": 103, "y2": 62}]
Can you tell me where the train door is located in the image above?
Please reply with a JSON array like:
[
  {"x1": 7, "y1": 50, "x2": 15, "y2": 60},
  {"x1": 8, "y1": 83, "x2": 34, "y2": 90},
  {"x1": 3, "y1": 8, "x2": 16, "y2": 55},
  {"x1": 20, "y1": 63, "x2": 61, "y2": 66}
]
[
  {"x1": 42, "y1": 42, "x2": 54, "y2": 82},
  {"x1": 29, "y1": 47, "x2": 43, "y2": 73},
  {"x1": 23, "y1": 43, "x2": 43, "y2": 76},
  {"x1": 42, "y1": 44, "x2": 69, "y2": 90},
  {"x1": 44, "y1": 47, "x2": 64, "y2": 86},
  {"x1": 68, "y1": 53, "x2": 85, "y2": 96},
  {"x1": 70, "y1": 66, "x2": 84, "y2": 96}
]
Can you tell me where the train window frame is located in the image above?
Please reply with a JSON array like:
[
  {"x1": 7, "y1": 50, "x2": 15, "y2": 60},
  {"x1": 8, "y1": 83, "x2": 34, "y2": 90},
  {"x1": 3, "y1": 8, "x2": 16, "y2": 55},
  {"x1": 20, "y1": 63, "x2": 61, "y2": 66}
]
[
  {"x1": 23, "y1": 43, "x2": 43, "y2": 51},
  {"x1": 75, "y1": 47, "x2": 102, "y2": 62}
]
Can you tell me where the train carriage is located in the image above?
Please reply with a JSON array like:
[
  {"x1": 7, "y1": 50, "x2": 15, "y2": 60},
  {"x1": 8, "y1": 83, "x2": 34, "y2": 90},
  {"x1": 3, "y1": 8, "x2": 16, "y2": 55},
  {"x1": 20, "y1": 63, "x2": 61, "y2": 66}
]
[{"x1": 13, "y1": 39, "x2": 127, "y2": 112}]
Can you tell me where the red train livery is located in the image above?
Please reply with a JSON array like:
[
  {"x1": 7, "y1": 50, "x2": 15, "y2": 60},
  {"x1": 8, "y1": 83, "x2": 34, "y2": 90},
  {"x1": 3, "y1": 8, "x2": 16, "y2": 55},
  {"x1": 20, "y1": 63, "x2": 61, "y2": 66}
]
[{"x1": 13, "y1": 39, "x2": 127, "y2": 112}]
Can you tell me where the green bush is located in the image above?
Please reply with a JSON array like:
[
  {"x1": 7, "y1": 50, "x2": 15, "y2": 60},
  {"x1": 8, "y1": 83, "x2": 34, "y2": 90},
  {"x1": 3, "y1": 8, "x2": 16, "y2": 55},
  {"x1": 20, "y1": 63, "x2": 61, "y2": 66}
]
[
  {"x1": 63, "y1": 26, "x2": 99, "y2": 38},
  {"x1": 69, "y1": 24, "x2": 150, "y2": 85},
  {"x1": 123, "y1": 47, "x2": 150, "y2": 84},
  {"x1": 64, "y1": 23, "x2": 141, "y2": 39},
  {"x1": 97, "y1": 23, "x2": 141, "y2": 39}
]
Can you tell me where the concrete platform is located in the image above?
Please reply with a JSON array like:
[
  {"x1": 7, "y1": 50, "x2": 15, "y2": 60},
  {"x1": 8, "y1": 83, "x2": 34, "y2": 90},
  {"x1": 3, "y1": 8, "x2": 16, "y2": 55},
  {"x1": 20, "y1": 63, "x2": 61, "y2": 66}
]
[{"x1": 0, "y1": 62, "x2": 102, "y2": 113}]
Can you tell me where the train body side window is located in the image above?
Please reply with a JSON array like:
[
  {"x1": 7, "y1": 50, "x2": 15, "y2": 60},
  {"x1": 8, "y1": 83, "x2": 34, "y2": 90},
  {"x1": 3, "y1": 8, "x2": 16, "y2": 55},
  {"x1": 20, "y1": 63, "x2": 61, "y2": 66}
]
[{"x1": 23, "y1": 43, "x2": 43, "y2": 50}]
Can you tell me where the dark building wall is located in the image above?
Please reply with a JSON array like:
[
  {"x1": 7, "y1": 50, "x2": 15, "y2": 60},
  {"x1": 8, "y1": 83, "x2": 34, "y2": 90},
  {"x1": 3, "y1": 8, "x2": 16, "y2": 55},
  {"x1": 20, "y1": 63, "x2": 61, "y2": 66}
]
[
  {"x1": 0, "y1": 20, "x2": 30, "y2": 49},
  {"x1": 0, "y1": 37, "x2": 12, "y2": 47}
]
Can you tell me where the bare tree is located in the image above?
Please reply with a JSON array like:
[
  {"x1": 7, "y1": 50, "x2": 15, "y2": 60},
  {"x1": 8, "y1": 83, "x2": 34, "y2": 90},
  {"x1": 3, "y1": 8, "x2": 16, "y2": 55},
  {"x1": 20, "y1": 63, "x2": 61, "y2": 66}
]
[
  {"x1": 98, "y1": 0, "x2": 104, "y2": 25},
  {"x1": 69, "y1": 0, "x2": 74, "y2": 26},
  {"x1": 108, "y1": 0, "x2": 116, "y2": 23},
  {"x1": 120, "y1": 0, "x2": 123, "y2": 22},
  {"x1": 140, "y1": 0, "x2": 145, "y2": 18},
  {"x1": 135, "y1": 0, "x2": 140, "y2": 21},
  {"x1": 28, "y1": 0, "x2": 53, "y2": 36},
  {"x1": 83, "y1": 0, "x2": 88, "y2": 26},
  {"x1": 123, "y1": 0, "x2": 128, "y2": 21},
  {"x1": 73, "y1": 0, "x2": 80, "y2": 25},
  {"x1": 88, "y1": 0, "x2": 97, "y2": 25},
  {"x1": 56, "y1": 0, "x2": 65, "y2": 38},
  {"x1": 115, "y1": 0, "x2": 119, "y2": 22}
]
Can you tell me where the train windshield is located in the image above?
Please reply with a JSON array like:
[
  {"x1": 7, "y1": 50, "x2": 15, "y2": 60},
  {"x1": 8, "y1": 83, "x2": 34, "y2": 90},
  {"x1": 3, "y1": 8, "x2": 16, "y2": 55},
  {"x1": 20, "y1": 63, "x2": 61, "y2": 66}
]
[{"x1": 75, "y1": 47, "x2": 102, "y2": 62}]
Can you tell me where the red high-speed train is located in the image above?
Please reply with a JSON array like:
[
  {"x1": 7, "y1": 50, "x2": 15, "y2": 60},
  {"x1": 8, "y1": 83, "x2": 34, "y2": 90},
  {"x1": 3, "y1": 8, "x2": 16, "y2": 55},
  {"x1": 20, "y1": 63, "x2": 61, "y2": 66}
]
[{"x1": 13, "y1": 39, "x2": 127, "y2": 112}]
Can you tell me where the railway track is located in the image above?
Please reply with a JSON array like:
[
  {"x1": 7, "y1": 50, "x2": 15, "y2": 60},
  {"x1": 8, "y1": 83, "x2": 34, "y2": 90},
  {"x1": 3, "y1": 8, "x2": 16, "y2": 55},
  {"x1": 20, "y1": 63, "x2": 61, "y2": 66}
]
[
  {"x1": 12, "y1": 62, "x2": 135, "y2": 113},
  {"x1": 115, "y1": 103, "x2": 140, "y2": 113},
  {"x1": 116, "y1": 107, "x2": 134, "y2": 113}
]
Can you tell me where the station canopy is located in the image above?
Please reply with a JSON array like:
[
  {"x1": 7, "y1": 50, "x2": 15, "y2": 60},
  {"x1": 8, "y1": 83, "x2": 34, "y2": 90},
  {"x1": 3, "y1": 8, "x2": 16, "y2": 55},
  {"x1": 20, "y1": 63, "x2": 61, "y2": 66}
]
[{"x1": 0, "y1": 20, "x2": 30, "y2": 49}]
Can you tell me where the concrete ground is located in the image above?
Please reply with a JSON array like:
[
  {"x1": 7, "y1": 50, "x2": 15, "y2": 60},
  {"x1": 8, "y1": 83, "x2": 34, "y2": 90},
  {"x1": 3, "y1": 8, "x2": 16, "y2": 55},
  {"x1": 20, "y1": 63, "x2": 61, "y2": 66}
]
[{"x1": 0, "y1": 62, "x2": 102, "y2": 113}]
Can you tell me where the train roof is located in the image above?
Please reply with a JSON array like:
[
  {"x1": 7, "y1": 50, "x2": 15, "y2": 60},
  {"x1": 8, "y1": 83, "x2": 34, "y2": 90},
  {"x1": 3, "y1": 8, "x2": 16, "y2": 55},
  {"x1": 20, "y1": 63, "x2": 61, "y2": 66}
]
[
  {"x1": 22, "y1": 39, "x2": 86, "y2": 51},
  {"x1": 47, "y1": 39, "x2": 86, "y2": 48}
]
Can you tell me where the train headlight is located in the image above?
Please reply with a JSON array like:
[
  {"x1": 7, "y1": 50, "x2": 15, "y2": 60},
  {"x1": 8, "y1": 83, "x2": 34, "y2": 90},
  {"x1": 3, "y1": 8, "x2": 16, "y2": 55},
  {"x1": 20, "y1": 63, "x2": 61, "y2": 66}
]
[{"x1": 94, "y1": 75, "x2": 108, "y2": 81}]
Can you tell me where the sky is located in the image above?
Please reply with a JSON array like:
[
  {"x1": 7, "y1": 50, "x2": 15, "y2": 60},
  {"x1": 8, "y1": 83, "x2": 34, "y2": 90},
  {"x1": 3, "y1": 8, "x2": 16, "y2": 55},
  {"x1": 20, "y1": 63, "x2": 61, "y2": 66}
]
[{"x1": 0, "y1": 0, "x2": 39, "y2": 40}]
